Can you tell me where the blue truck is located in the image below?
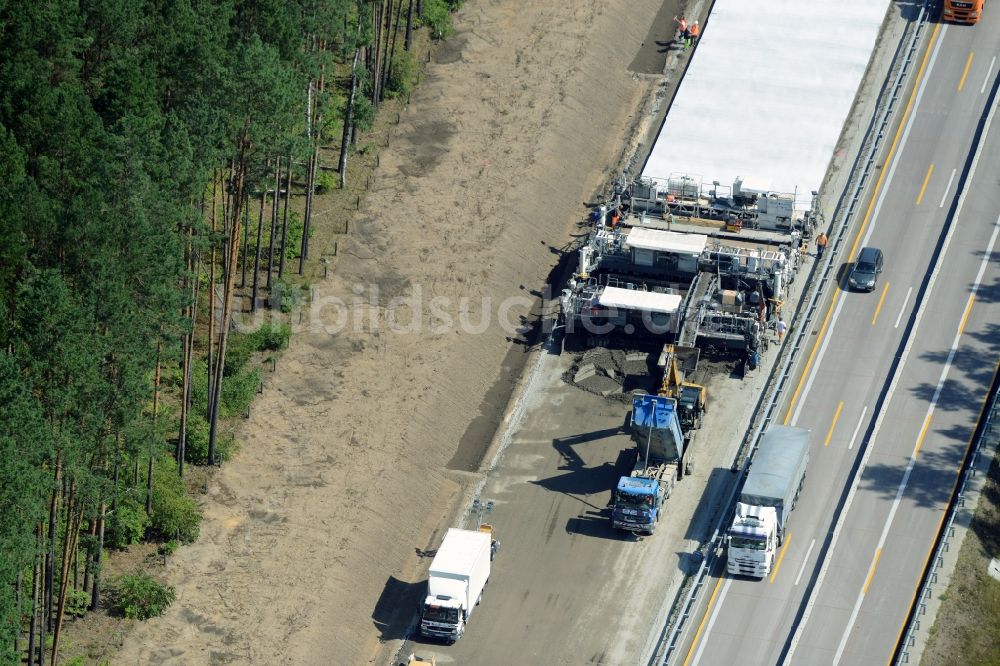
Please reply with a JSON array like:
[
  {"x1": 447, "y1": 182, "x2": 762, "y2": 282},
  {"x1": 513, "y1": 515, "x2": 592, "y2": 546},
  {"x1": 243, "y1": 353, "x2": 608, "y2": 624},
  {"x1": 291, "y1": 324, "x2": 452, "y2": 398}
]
[{"x1": 611, "y1": 395, "x2": 687, "y2": 534}]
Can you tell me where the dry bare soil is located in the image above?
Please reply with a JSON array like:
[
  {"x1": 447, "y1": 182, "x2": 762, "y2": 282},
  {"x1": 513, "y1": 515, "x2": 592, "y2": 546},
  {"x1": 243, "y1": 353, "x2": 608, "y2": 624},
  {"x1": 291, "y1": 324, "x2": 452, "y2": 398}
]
[{"x1": 113, "y1": 1, "x2": 669, "y2": 663}]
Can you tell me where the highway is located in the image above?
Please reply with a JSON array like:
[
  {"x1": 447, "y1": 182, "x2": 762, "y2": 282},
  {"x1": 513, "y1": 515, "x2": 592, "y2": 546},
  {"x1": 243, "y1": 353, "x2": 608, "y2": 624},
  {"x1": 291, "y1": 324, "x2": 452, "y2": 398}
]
[{"x1": 680, "y1": 12, "x2": 1000, "y2": 666}]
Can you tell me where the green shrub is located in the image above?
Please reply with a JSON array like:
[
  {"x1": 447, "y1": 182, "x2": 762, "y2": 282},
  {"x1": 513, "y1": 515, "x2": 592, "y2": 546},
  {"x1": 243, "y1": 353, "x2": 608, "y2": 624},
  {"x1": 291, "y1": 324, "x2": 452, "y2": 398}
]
[
  {"x1": 219, "y1": 367, "x2": 260, "y2": 418},
  {"x1": 255, "y1": 322, "x2": 291, "y2": 351},
  {"x1": 105, "y1": 498, "x2": 150, "y2": 550},
  {"x1": 224, "y1": 330, "x2": 258, "y2": 377},
  {"x1": 150, "y1": 457, "x2": 202, "y2": 542},
  {"x1": 315, "y1": 170, "x2": 335, "y2": 194},
  {"x1": 283, "y1": 211, "x2": 314, "y2": 261},
  {"x1": 351, "y1": 94, "x2": 376, "y2": 134},
  {"x1": 386, "y1": 50, "x2": 418, "y2": 98},
  {"x1": 157, "y1": 539, "x2": 179, "y2": 557},
  {"x1": 270, "y1": 279, "x2": 301, "y2": 313},
  {"x1": 421, "y1": 0, "x2": 454, "y2": 38},
  {"x1": 62, "y1": 657, "x2": 86, "y2": 666},
  {"x1": 183, "y1": 414, "x2": 235, "y2": 465},
  {"x1": 66, "y1": 588, "x2": 89, "y2": 618},
  {"x1": 113, "y1": 573, "x2": 176, "y2": 620}
]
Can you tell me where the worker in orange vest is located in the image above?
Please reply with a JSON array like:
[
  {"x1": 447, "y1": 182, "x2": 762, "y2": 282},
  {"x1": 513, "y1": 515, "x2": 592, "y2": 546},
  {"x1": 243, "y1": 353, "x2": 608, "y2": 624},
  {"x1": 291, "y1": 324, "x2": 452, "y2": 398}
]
[{"x1": 686, "y1": 21, "x2": 700, "y2": 49}]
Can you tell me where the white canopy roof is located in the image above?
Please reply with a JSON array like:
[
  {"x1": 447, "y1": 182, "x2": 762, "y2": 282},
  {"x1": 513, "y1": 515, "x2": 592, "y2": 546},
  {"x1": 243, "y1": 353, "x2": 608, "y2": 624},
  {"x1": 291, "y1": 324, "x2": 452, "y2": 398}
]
[
  {"x1": 625, "y1": 227, "x2": 708, "y2": 255},
  {"x1": 598, "y1": 287, "x2": 682, "y2": 314},
  {"x1": 641, "y1": 0, "x2": 891, "y2": 206}
]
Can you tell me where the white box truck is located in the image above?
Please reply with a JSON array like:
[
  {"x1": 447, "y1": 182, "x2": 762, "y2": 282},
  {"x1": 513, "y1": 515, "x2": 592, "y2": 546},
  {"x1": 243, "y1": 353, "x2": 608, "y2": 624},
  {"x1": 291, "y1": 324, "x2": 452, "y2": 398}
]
[
  {"x1": 727, "y1": 425, "x2": 810, "y2": 578},
  {"x1": 419, "y1": 528, "x2": 491, "y2": 642}
]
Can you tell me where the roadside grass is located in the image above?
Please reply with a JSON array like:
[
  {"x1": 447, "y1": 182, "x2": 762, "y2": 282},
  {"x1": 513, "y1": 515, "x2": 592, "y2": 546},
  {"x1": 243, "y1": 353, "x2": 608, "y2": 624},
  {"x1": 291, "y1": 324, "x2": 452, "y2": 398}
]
[{"x1": 921, "y1": 449, "x2": 1000, "y2": 665}]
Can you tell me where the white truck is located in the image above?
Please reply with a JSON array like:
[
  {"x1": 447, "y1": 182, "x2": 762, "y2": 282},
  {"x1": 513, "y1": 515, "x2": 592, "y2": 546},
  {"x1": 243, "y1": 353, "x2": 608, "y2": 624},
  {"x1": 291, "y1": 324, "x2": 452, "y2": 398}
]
[
  {"x1": 419, "y1": 528, "x2": 492, "y2": 642},
  {"x1": 727, "y1": 425, "x2": 810, "y2": 578}
]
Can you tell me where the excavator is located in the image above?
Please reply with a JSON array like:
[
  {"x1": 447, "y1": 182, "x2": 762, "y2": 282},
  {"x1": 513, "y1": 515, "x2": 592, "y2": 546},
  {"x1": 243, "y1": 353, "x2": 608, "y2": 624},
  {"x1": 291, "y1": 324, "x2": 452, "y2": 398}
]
[{"x1": 657, "y1": 344, "x2": 707, "y2": 432}]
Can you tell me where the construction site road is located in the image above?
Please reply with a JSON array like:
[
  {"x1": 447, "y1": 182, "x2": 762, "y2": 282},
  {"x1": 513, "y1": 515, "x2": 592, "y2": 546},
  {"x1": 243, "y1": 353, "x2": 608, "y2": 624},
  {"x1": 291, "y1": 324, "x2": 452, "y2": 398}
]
[{"x1": 679, "y1": 10, "x2": 1000, "y2": 666}]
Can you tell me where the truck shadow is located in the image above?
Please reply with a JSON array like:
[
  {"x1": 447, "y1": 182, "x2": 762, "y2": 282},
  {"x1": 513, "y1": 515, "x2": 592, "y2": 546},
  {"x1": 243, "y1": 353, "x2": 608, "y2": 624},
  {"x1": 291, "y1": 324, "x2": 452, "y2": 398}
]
[
  {"x1": 683, "y1": 466, "x2": 739, "y2": 542},
  {"x1": 372, "y1": 575, "x2": 424, "y2": 642},
  {"x1": 532, "y1": 447, "x2": 631, "y2": 503}
]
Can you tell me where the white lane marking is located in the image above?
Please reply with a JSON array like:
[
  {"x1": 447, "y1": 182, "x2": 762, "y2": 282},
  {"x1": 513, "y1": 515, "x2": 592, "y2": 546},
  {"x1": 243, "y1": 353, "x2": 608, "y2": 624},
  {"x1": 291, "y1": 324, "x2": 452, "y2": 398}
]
[
  {"x1": 789, "y1": 24, "x2": 937, "y2": 427},
  {"x1": 790, "y1": 293, "x2": 846, "y2": 426},
  {"x1": 939, "y1": 168, "x2": 956, "y2": 208},
  {"x1": 831, "y1": 212, "x2": 1000, "y2": 666},
  {"x1": 894, "y1": 287, "x2": 913, "y2": 329},
  {"x1": 982, "y1": 55, "x2": 996, "y2": 95},
  {"x1": 848, "y1": 405, "x2": 868, "y2": 451},
  {"x1": 690, "y1": 578, "x2": 733, "y2": 666},
  {"x1": 795, "y1": 539, "x2": 817, "y2": 587},
  {"x1": 781, "y1": 28, "x2": 951, "y2": 664}
]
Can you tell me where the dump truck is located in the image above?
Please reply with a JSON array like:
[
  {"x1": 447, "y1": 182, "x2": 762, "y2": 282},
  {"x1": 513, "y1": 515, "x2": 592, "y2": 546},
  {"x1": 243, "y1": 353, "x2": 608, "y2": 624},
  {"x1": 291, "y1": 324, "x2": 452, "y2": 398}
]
[
  {"x1": 942, "y1": 0, "x2": 984, "y2": 24},
  {"x1": 611, "y1": 395, "x2": 687, "y2": 534},
  {"x1": 419, "y1": 528, "x2": 492, "y2": 642},
  {"x1": 727, "y1": 425, "x2": 810, "y2": 578}
]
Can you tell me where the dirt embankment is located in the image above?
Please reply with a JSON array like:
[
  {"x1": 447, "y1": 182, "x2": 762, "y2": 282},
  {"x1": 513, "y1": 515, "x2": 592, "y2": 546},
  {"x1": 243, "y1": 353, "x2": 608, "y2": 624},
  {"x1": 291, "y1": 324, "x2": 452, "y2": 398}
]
[{"x1": 114, "y1": 1, "x2": 668, "y2": 664}]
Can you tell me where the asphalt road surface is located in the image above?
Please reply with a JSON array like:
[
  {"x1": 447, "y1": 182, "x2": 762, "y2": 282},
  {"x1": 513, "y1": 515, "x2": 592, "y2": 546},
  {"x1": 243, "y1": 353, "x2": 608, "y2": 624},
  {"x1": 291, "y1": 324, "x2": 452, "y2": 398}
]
[{"x1": 680, "y1": 13, "x2": 1000, "y2": 666}]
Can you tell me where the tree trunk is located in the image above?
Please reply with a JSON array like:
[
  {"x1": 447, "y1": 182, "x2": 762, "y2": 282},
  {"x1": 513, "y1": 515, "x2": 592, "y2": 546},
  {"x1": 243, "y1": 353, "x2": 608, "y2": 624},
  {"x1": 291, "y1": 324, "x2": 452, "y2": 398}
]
[
  {"x1": 279, "y1": 157, "x2": 292, "y2": 278},
  {"x1": 89, "y1": 502, "x2": 105, "y2": 611},
  {"x1": 50, "y1": 484, "x2": 80, "y2": 666},
  {"x1": 28, "y1": 524, "x2": 41, "y2": 666},
  {"x1": 146, "y1": 345, "x2": 157, "y2": 508},
  {"x1": 405, "y1": 0, "x2": 415, "y2": 51},
  {"x1": 14, "y1": 566, "x2": 22, "y2": 658},
  {"x1": 240, "y1": 194, "x2": 250, "y2": 289},
  {"x1": 266, "y1": 157, "x2": 281, "y2": 291},
  {"x1": 251, "y1": 177, "x2": 266, "y2": 312},
  {"x1": 340, "y1": 47, "x2": 361, "y2": 188},
  {"x1": 379, "y1": 0, "x2": 393, "y2": 104},
  {"x1": 208, "y1": 173, "x2": 218, "y2": 413},
  {"x1": 208, "y1": 129, "x2": 251, "y2": 464},
  {"x1": 44, "y1": 463, "x2": 60, "y2": 633},
  {"x1": 386, "y1": 0, "x2": 403, "y2": 93}
]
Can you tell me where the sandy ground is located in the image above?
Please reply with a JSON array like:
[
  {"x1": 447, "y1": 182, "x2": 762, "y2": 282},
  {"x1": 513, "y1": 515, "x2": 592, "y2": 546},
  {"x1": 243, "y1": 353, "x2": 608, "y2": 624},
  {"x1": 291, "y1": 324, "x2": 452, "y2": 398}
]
[{"x1": 113, "y1": 1, "x2": 672, "y2": 664}]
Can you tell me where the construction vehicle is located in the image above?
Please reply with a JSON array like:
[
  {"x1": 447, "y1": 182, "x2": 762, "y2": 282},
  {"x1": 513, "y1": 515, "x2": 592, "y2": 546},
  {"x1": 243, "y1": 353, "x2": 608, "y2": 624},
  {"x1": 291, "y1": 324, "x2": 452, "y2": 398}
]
[
  {"x1": 727, "y1": 426, "x2": 810, "y2": 578},
  {"x1": 657, "y1": 344, "x2": 707, "y2": 431},
  {"x1": 942, "y1": 0, "x2": 984, "y2": 24},
  {"x1": 419, "y1": 528, "x2": 492, "y2": 642},
  {"x1": 610, "y1": 395, "x2": 688, "y2": 534},
  {"x1": 407, "y1": 655, "x2": 436, "y2": 666}
]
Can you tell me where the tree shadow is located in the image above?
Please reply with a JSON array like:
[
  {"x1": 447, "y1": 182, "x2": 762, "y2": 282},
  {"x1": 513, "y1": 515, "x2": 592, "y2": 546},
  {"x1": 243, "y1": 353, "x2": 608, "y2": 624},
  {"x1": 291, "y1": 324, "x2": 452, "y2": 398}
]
[{"x1": 857, "y1": 432, "x2": 969, "y2": 509}]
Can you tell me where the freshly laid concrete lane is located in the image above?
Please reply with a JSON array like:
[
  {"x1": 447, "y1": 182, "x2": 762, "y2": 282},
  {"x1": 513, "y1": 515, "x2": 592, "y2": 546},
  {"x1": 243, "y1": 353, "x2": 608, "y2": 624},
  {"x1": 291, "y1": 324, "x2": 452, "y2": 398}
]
[{"x1": 680, "y1": 12, "x2": 1000, "y2": 666}]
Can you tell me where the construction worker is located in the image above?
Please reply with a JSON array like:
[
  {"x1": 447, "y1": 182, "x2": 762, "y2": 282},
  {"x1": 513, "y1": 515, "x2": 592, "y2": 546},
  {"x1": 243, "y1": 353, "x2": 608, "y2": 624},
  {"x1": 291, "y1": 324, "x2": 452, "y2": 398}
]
[
  {"x1": 686, "y1": 21, "x2": 700, "y2": 49},
  {"x1": 674, "y1": 15, "x2": 688, "y2": 42},
  {"x1": 815, "y1": 232, "x2": 828, "y2": 259},
  {"x1": 776, "y1": 318, "x2": 787, "y2": 342}
]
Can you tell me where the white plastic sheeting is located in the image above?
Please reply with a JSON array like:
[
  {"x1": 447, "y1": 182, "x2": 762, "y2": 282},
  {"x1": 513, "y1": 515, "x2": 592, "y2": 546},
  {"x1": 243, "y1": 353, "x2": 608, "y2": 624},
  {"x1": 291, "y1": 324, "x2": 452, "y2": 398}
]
[
  {"x1": 641, "y1": 0, "x2": 891, "y2": 205},
  {"x1": 597, "y1": 287, "x2": 682, "y2": 314},
  {"x1": 625, "y1": 227, "x2": 708, "y2": 255}
]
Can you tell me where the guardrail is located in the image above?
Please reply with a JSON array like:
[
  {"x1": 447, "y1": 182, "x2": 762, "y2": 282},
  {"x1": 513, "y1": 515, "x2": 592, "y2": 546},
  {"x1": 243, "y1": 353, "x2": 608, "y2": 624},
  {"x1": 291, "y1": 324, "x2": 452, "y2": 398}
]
[
  {"x1": 894, "y1": 368, "x2": 1000, "y2": 664},
  {"x1": 649, "y1": 2, "x2": 931, "y2": 663}
]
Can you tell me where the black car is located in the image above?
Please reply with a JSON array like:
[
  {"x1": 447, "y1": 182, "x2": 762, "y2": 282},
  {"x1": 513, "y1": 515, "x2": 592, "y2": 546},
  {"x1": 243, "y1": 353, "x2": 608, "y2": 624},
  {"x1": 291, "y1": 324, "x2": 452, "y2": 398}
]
[{"x1": 848, "y1": 246, "x2": 884, "y2": 292}]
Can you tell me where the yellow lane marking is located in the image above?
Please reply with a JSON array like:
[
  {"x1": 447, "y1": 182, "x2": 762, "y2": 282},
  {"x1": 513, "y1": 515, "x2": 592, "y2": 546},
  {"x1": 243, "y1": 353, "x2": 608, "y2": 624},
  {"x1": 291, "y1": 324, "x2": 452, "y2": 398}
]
[
  {"x1": 889, "y1": 360, "x2": 1000, "y2": 665},
  {"x1": 958, "y1": 52, "x2": 974, "y2": 92},
  {"x1": 683, "y1": 575, "x2": 725, "y2": 666},
  {"x1": 872, "y1": 282, "x2": 891, "y2": 326},
  {"x1": 824, "y1": 402, "x2": 844, "y2": 447},
  {"x1": 914, "y1": 413, "x2": 933, "y2": 457},
  {"x1": 863, "y1": 548, "x2": 882, "y2": 595},
  {"x1": 916, "y1": 164, "x2": 934, "y2": 205},
  {"x1": 770, "y1": 532, "x2": 793, "y2": 583},
  {"x1": 959, "y1": 294, "x2": 975, "y2": 335},
  {"x1": 784, "y1": 24, "x2": 942, "y2": 424}
]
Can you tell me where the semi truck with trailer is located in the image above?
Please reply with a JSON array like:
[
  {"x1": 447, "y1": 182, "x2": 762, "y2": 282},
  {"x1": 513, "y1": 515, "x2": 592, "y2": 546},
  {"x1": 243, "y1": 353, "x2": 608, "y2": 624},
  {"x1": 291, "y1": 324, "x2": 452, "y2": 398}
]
[
  {"x1": 419, "y1": 528, "x2": 492, "y2": 642},
  {"x1": 726, "y1": 425, "x2": 810, "y2": 578},
  {"x1": 610, "y1": 395, "x2": 688, "y2": 534}
]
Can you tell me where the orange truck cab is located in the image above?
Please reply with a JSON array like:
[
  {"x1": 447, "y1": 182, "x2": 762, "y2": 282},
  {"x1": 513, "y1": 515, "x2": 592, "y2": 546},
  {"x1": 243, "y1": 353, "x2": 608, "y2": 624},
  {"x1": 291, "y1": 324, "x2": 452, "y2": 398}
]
[{"x1": 942, "y1": 0, "x2": 984, "y2": 23}]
